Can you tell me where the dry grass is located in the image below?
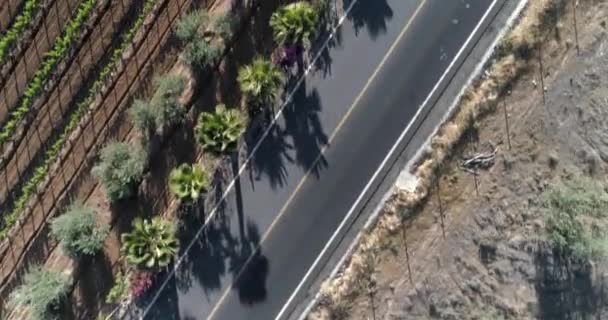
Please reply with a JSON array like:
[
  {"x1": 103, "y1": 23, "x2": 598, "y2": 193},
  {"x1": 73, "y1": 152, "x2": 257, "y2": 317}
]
[{"x1": 308, "y1": 0, "x2": 574, "y2": 318}]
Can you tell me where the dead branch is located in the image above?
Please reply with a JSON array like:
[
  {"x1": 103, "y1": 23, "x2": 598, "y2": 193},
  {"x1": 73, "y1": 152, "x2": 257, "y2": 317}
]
[{"x1": 461, "y1": 143, "x2": 498, "y2": 173}]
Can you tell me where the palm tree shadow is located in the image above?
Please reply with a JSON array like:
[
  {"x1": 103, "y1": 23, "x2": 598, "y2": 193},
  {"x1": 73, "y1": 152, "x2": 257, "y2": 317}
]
[
  {"x1": 343, "y1": 0, "x2": 393, "y2": 40},
  {"x1": 283, "y1": 79, "x2": 328, "y2": 178},
  {"x1": 229, "y1": 219, "x2": 269, "y2": 305},
  {"x1": 310, "y1": 5, "x2": 343, "y2": 78},
  {"x1": 245, "y1": 110, "x2": 294, "y2": 190}
]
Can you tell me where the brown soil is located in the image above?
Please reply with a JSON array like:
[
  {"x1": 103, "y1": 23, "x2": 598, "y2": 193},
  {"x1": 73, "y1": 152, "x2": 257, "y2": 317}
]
[
  {"x1": 0, "y1": 0, "x2": 81, "y2": 122},
  {"x1": 333, "y1": 1, "x2": 608, "y2": 320},
  {"x1": 0, "y1": 0, "x2": 142, "y2": 215}
]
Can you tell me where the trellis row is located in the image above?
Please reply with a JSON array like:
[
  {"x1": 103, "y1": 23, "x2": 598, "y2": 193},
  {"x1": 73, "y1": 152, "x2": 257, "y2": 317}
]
[
  {"x1": 0, "y1": 0, "x2": 175, "y2": 289},
  {"x1": 0, "y1": 0, "x2": 90, "y2": 126},
  {"x1": 0, "y1": 0, "x2": 60, "y2": 86},
  {"x1": 0, "y1": 0, "x2": 142, "y2": 227}
]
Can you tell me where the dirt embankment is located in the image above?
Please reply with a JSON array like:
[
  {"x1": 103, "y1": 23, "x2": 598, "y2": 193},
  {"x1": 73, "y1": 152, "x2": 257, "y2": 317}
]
[{"x1": 311, "y1": 0, "x2": 608, "y2": 319}]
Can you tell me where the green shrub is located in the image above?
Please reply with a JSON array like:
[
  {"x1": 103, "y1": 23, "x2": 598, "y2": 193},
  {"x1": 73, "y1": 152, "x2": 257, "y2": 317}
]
[
  {"x1": 129, "y1": 99, "x2": 156, "y2": 139},
  {"x1": 181, "y1": 37, "x2": 221, "y2": 72},
  {"x1": 121, "y1": 217, "x2": 179, "y2": 269},
  {"x1": 169, "y1": 163, "x2": 210, "y2": 202},
  {"x1": 543, "y1": 178, "x2": 608, "y2": 259},
  {"x1": 151, "y1": 74, "x2": 186, "y2": 130},
  {"x1": 92, "y1": 142, "x2": 147, "y2": 202},
  {"x1": 51, "y1": 203, "x2": 109, "y2": 258},
  {"x1": 237, "y1": 57, "x2": 284, "y2": 110},
  {"x1": 213, "y1": 12, "x2": 236, "y2": 41},
  {"x1": 9, "y1": 267, "x2": 70, "y2": 320},
  {"x1": 196, "y1": 104, "x2": 245, "y2": 154},
  {"x1": 270, "y1": 2, "x2": 319, "y2": 47},
  {"x1": 105, "y1": 270, "x2": 130, "y2": 304},
  {"x1": 174, "y1": 9, "x2": 208, "y2": 42}
]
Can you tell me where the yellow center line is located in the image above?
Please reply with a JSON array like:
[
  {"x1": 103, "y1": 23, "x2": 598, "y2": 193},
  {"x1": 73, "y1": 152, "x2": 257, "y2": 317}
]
[{"x1": 206, "y1": 0, "x2": 429, "y2": 318}]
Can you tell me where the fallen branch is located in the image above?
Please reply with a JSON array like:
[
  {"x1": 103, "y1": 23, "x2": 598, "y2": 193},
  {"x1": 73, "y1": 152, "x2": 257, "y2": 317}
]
[{"x1": 461, "y1": 142, "x2": 498, "y2": 173}]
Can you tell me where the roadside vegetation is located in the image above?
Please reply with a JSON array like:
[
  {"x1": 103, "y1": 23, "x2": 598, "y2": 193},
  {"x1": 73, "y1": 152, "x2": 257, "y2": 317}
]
[
  {"x1": 4, "y1": 0, "x2": 333, "y2": 318},
  {"x1": 51, "y1": 203, "x2": 109, "y2": 259},
  {"x1": 8, "y1": 267, "x2": 70, "y2": 320}
]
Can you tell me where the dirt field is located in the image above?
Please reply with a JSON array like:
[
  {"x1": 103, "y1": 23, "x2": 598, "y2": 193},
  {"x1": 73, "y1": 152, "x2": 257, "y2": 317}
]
[{"x1": 326, "y1": 1, "x2": 608, "y2": 320}]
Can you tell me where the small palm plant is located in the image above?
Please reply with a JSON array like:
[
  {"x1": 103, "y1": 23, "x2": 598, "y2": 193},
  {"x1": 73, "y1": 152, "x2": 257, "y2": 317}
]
[
  {"x1": 270, "y1": 2, "x2": 319, "y2": 47},
  {"x1": 121, "y1": 217, "x2": 179, "y2": 269},
  {"x1": 169, "y1": 163, "x2": 210, "y2": 202},
  {"x1": 9, "y1": 267, "x2": 70, "y2": 320},
  {"x1": 196, "y1": 104, "x2": 245, "y2": 154},
  {"x1": 237, "y1": 58, "x2": 283, "y2": 110}
]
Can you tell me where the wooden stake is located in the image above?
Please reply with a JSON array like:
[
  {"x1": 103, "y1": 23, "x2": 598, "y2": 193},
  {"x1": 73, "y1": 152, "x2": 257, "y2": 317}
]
[
  {"x1": 538, "y1": 46, "x2": 546, "y2": 105},
  {"x1": 401, "y1": 225, "x2": 413, "y2": 285},
  {"x1": 573, "y1": 0, "x2": 580, "y2": 55},
  {"x1": 435, "y1": 177, "x2": 446, "y2": 239},
  {"x1": 503, "y1": 97, "x2": 512, "y2": 150}
]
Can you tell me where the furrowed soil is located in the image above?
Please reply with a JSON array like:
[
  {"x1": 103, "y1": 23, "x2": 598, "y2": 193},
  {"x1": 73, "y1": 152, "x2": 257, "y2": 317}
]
[
  {"x1": 0, "y1": 0, "x2": 188, "y2": 292},
  {"x1": 0, "y1": 0, "x2": 81, "y2": 122},
  {"x1": 0, "y1": 0, "x2": 24, "y2": 34},
  {"x1": 0, "y1": 0, "x2": 142, "y2": 220},
  {"x1": 334, "y1": 1, "x2": 608, "y2": 320}
]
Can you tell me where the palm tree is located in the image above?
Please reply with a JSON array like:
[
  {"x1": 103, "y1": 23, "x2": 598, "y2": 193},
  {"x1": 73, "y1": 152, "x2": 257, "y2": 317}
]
[
  {"x1": 270, "y1": 2, "x2": 319, "y2": 47},
  {"x1": 121, "y1": 217, "x2": 179, "y2": 269},
  {"x1": 196, "y1": 104, "x2": 245, "y2": 154},
  {"x1": 169, "y1": 163, "x2": 210, "y2": 202},
  {"x1": 237, "y1": 57, "x2": 284, "y2": 111}
]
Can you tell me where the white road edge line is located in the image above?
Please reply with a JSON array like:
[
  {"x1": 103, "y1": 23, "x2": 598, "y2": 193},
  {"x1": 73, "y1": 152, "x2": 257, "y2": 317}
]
[
  {"x1": 293, "y1": 0, "x2": 531, "y2": 318},
  {"x1": 137, "y1": 0, "x2": 362, "y2": 317},
  {"x1": 274, "y1": 1, "x2": 503, "y2": 319}
]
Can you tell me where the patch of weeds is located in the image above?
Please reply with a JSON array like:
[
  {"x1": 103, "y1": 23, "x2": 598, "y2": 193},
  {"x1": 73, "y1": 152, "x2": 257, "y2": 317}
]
[{"x1": 543, "y1": 178, "x2": 608, "y2": 260}]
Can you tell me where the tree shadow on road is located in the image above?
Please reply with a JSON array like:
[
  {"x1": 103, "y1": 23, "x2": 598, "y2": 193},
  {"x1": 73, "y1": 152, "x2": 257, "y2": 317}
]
[
  {"x1": 283, "y1": 80, "x2": 328, "y2": 178},
  {"x1": 343, "y1": 0, "x2": 393, "y2": 40},
  {"x1": 140, "y1": 190, "x2": 269, "y2": 317},
  {"x1": 245, "y1": 109, "x2": 294, "y2": 190}
]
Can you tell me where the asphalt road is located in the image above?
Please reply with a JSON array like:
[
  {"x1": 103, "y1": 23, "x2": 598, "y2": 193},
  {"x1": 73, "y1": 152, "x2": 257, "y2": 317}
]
[{"x1": 134, "y1": 0, "x2": 498, "y2": 319}]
